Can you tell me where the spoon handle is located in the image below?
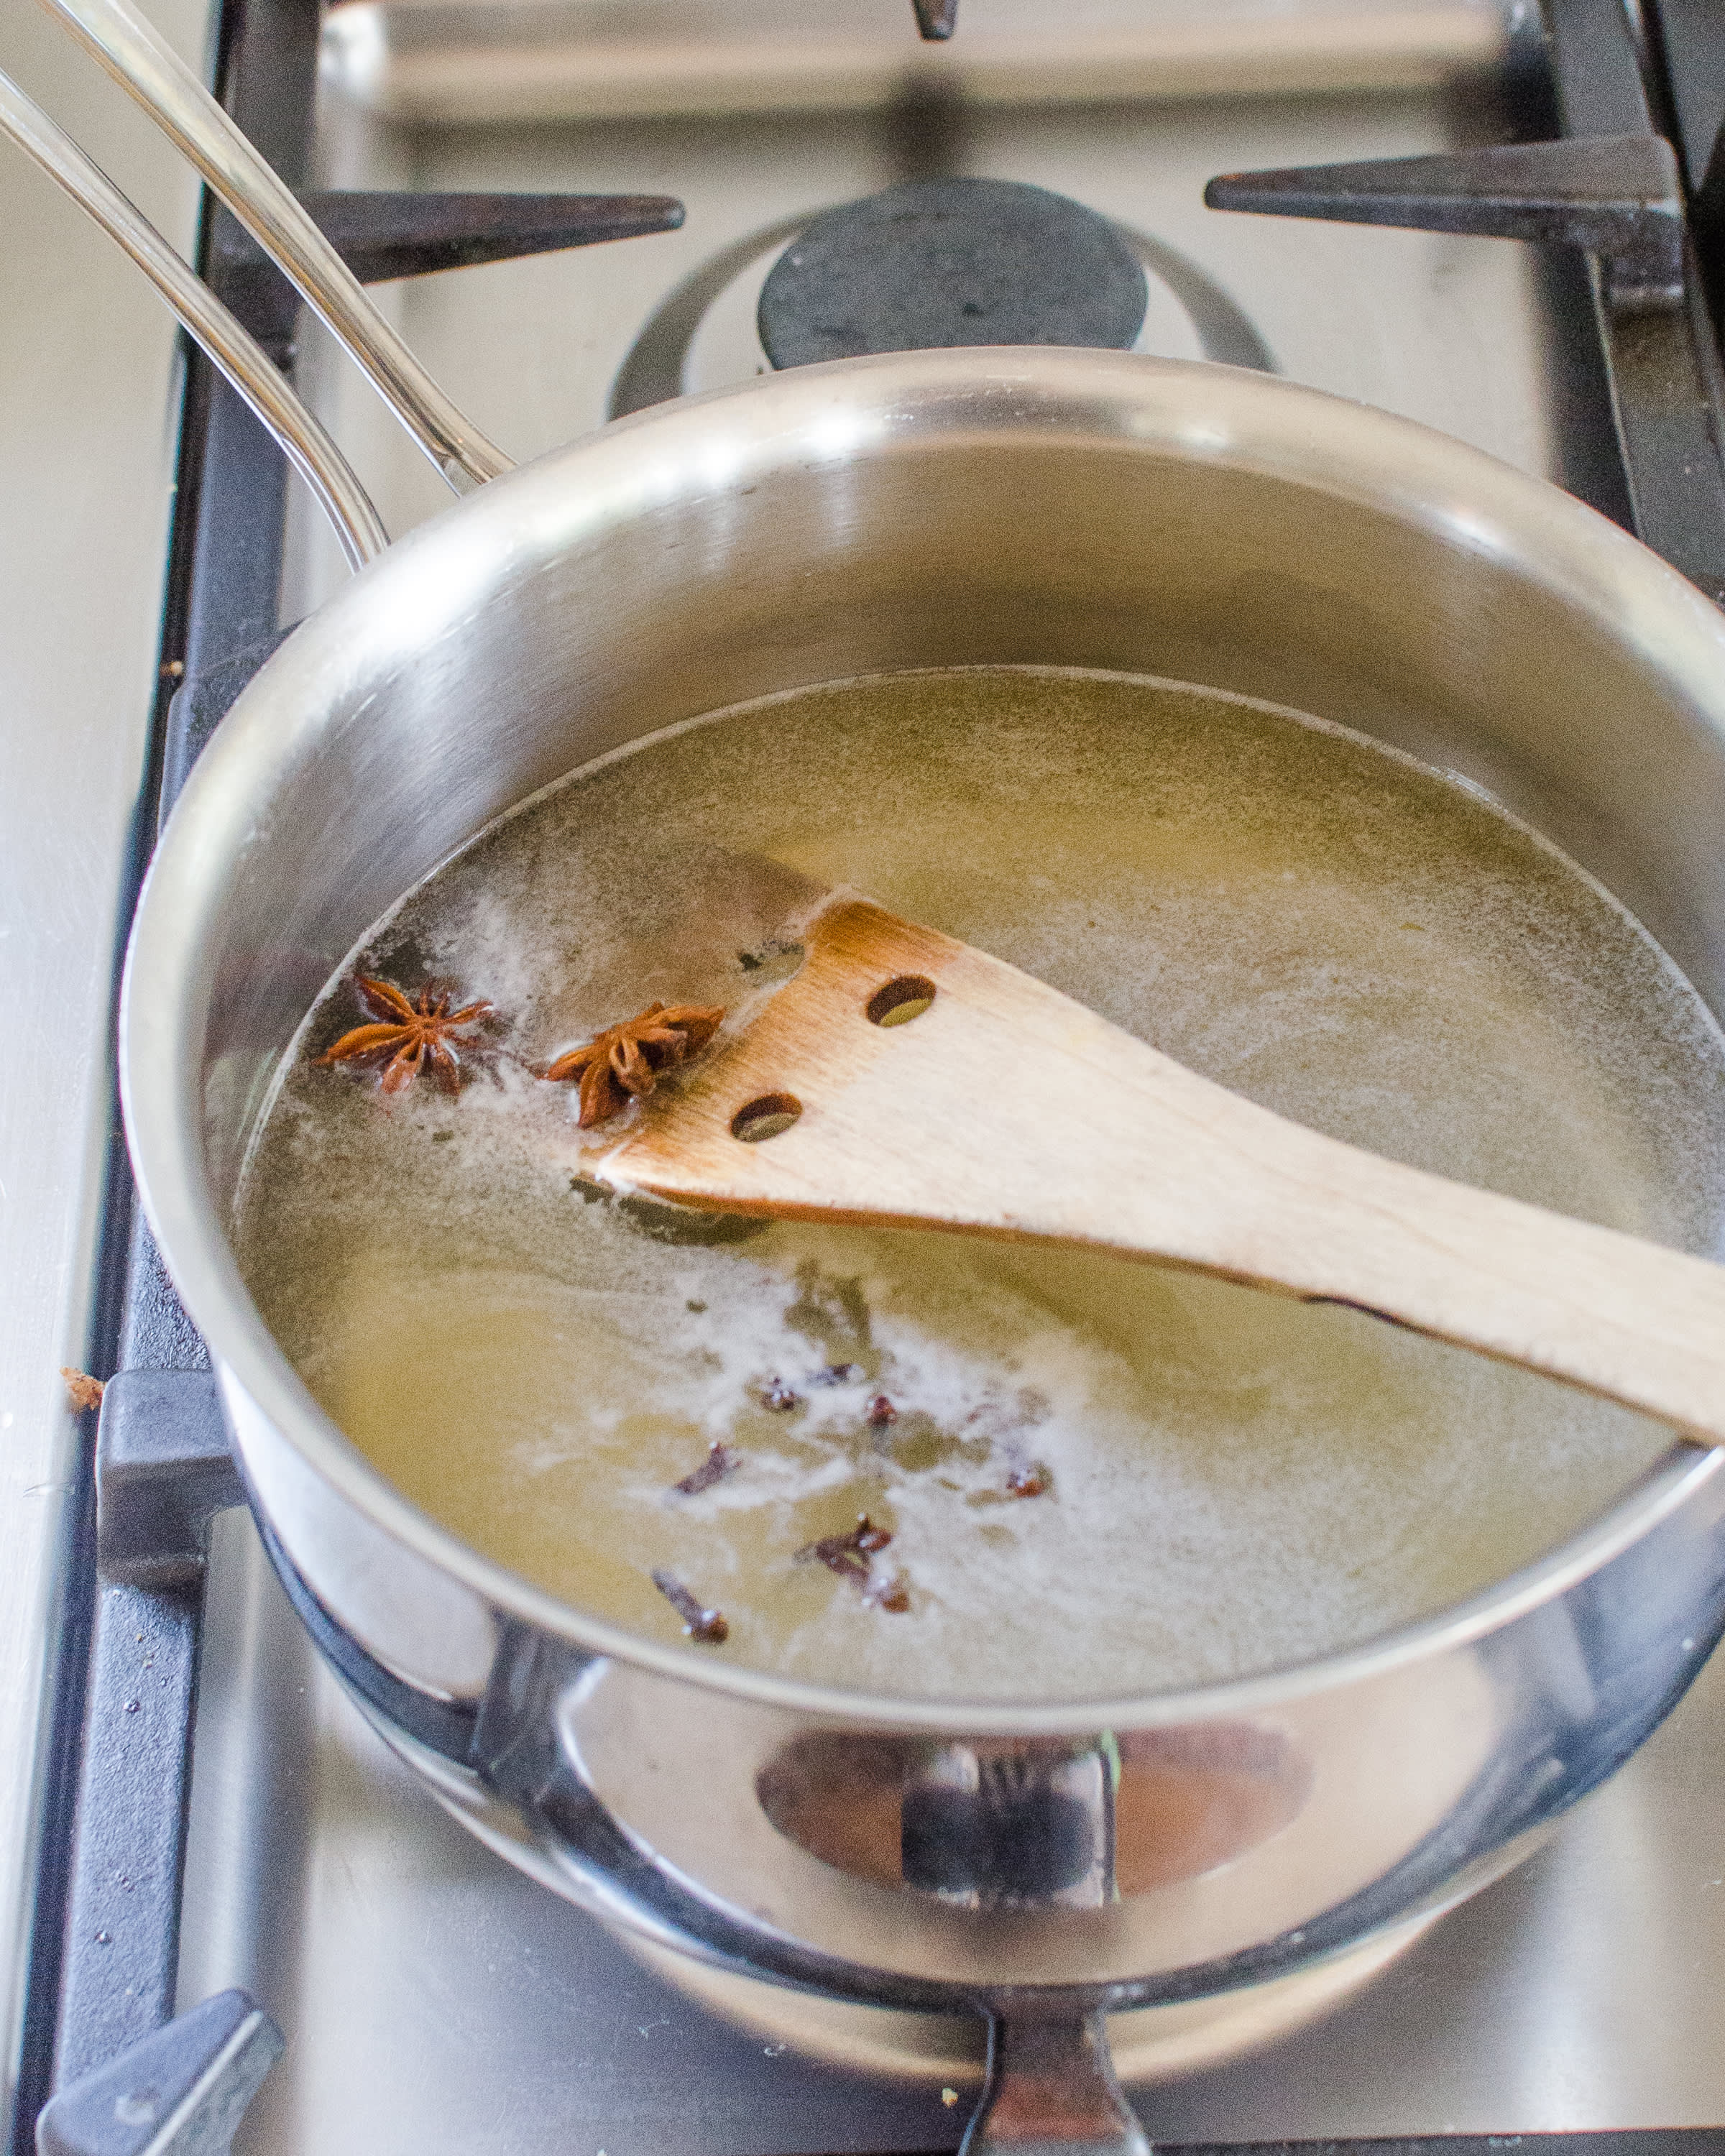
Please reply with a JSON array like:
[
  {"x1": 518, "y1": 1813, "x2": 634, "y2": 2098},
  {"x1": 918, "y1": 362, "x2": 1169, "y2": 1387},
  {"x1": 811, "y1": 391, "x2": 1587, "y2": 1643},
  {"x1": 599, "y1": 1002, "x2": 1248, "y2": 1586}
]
[
  {"x1": 605, "y1": 899, "x2": 1725, "y2": 1447},
  {"x1": 36, "y1": 0, "x2": 512, "y2": 492},
  {"x1": 0, "y1": 66, "x2": 387, "y2": 568}
]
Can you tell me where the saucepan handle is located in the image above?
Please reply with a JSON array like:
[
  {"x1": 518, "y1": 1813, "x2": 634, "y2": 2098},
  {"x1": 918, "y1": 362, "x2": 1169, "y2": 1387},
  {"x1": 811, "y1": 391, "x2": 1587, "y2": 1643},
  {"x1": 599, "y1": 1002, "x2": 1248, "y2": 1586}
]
[
  {"x1": 35, "y1": 0, "x2": 512, "y2": 493},
  {"x1": 0, "y1": 65, "x2": 388, "y2": 569},
  {"x1": 964, "y1": 2011, "x2": 1151, "y2": 2156}
]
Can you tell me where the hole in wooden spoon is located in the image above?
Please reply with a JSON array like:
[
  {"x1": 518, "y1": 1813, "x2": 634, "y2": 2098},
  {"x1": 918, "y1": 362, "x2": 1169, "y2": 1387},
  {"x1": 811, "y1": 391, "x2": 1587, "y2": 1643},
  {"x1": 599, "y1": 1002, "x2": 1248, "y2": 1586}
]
[
  {"x1": 867, "y1": 975, "x2": 937, "y2": 1028},
  {"x1": 732, "y1": 1092, "x2": 803, "y2": 1143}
]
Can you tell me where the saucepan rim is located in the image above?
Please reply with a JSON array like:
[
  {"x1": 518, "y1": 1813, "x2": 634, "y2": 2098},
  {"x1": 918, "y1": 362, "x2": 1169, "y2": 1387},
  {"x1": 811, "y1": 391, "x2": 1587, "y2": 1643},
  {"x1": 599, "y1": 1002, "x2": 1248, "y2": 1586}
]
[{"x1": 121, "y1": 346, "x2": 1725, "y2": 1737}]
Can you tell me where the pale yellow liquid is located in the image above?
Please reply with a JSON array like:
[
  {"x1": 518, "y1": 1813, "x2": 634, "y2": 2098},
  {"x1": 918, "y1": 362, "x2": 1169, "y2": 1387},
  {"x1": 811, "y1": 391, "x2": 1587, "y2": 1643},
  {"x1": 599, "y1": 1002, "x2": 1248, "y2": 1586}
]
[{"x1": 236, "y1": 671, "x2": 1725, "y2": 1700}]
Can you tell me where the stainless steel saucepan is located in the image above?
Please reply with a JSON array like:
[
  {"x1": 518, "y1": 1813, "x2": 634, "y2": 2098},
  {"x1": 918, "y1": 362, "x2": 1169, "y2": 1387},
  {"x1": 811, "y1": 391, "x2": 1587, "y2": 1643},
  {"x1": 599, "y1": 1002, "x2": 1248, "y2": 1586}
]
[{"x1": 15, "y1": 5, "x2": 1725, "y2": 2149}]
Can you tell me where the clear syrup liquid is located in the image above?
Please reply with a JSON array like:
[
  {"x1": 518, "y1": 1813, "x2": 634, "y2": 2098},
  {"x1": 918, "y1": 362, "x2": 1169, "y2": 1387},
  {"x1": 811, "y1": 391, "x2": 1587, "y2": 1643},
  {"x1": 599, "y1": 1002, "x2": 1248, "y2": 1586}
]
[{"x1": 235, "y1": 671, "x2": 1725, "y2": 1700}]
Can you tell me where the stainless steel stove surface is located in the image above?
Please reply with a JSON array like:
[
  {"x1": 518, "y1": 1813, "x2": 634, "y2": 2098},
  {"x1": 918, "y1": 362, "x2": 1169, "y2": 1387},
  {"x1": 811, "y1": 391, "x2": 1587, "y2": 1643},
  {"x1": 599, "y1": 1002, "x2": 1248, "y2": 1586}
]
[{"x1": 13, "y1": 1, "x2": 1725, "y2": 2151}]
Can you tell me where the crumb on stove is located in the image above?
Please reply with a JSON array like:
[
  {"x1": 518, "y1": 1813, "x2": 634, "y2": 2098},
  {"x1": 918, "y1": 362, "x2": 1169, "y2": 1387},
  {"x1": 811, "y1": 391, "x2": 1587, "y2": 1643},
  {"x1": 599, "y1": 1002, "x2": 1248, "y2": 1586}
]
[{"x1": 61, "y1": 1368, "x2": 104, "y2": 1414}]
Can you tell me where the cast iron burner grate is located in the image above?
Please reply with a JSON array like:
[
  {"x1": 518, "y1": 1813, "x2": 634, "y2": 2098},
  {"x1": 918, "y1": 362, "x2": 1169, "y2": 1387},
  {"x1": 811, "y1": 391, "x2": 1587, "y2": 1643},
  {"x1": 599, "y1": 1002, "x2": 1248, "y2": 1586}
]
[{"x1": 755, "y1": 176, "x2": 1149, "y2": 369}]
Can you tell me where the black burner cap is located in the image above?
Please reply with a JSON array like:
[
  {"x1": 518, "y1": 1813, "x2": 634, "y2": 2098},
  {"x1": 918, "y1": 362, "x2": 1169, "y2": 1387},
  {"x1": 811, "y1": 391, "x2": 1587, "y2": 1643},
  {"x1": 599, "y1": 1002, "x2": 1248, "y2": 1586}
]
[{"x1": 757, "y1": 177, "x2": 1149, "y2": 369}]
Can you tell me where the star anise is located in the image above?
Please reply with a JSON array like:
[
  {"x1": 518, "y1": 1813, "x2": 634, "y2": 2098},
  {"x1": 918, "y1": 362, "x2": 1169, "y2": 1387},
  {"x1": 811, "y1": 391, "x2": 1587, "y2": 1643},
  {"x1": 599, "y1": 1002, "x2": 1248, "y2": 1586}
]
[
  {"x1": 317, "y1": 976, "x2": 493, "y2": 1097},
  {"x1": 543, "y1": 1001, "x2": 724, "y2": 1128}
]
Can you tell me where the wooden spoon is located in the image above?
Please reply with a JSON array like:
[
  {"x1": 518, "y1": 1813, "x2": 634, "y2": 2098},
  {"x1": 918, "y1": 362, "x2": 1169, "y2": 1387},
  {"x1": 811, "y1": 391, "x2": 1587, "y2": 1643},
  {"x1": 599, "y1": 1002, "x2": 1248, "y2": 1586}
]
[{"x1": 592, "y1": 897, "x2": 1725, "y2": 1446}]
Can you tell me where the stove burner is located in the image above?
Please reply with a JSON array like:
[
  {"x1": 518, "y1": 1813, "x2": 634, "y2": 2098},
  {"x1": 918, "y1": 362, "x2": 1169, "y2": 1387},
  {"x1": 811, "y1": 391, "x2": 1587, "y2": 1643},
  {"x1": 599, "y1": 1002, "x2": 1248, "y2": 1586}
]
[{"x1": 756, "y1": 178, "x2": 1149, "y2": 369}]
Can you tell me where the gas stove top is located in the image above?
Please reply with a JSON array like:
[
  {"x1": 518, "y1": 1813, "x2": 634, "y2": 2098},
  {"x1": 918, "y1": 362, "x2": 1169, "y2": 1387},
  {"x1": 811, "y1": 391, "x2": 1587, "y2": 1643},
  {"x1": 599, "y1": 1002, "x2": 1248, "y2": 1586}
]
[{"x1": 10, "y1": 3, "x2": 1725, "y2": 2152}]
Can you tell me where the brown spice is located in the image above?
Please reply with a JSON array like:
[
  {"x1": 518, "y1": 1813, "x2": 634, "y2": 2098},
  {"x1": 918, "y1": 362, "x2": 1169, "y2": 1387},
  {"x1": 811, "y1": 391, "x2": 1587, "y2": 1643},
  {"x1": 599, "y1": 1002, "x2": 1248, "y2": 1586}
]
[
  {"x1": 542, "y1": 1002, "x2": 723, "y2": 1128},
  {"x1": 1006, "y1": 1465, "x2": 1051, "y2": 1498},
  {"x1": 673, "y1": 1442, "x2": 739, "y2": 1496},
  {"x1": 865, "y1": 1394, "x2": 897, "y2": 1429},
  {"x1": 318, "y1": 976, "x2": 493, "y2": 1097},
  {"x1": 795, "y1": 1516, "x2": 911, "y2": 1613},
  {"x1": 759, "y1": 1381, "x2": 800, "y2": 1412},
  {"x1": 650, "y1": 1568, "x2": 729, "y2": 1642},
  {"x1": 61, "y1": 1368, "x2": 104, "y2": 1414},
  {"x1": 796, "y1": 1514, "x2": 893, "y2": 1583}
]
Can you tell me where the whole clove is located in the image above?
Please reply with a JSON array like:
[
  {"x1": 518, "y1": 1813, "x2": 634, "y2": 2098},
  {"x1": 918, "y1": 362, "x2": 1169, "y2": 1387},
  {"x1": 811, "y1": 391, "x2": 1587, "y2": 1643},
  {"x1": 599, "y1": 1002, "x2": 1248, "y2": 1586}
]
[
  {"x1": 650, "y1": 1568, "x2": 729, "y2": 1642},
  {"x1": 673, "y1": 1442, "x2": 739, "y2": 1497},
  {"x1": 796, "y1": 1514, "x2": 894, "y2": 1583},
  {"x1": 760, "y1": 1380, "x2": 800, "y2": 1412}
]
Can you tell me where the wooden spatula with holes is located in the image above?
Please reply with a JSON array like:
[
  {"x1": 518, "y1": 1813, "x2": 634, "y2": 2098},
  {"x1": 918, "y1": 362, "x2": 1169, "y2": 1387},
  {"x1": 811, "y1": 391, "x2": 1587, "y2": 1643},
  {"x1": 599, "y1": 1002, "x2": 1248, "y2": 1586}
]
[{"x1": 589, "y1": 896, "x2": 1725, "y2": 1445}]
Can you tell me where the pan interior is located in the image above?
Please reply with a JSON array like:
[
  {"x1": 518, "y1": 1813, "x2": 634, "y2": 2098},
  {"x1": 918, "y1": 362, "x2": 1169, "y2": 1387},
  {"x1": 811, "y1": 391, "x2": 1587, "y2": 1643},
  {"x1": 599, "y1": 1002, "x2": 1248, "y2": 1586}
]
[{"x1": 231, "y1": 666, "x2": 1725, "y2": 1702}]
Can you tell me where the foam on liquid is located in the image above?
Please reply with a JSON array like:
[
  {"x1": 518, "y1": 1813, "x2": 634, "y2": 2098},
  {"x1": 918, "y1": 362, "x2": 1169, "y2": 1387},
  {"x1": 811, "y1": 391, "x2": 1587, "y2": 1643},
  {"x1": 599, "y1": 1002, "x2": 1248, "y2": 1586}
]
[{"x1": 235, "y1": 671, "x2": 1725, "y2": 1701}]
